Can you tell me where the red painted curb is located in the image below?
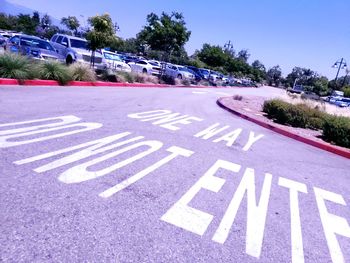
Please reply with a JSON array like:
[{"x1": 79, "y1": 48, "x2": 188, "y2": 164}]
[
  {"x1": 0, "y1": 78, "x2": 255, "y2": 89},
  {"x1": 217, "y1": 98, "x2": 350, "y2": 159}
]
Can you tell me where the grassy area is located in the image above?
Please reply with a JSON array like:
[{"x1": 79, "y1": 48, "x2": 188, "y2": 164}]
[
  {"x1": 263, "y1": 98, "x2": 350, "y2": 148},
  {"x1": 0, "y1": 53, "x2": 201, "y2": 86}
]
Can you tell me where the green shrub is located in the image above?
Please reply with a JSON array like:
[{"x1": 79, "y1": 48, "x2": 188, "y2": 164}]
[
  {"x1": 37, "y1": 61, "x2": 72, "y2": 85},
  {"x1": 119, "y1": 72, "x2": 135, "y2": 83},
  {"x1": 0, "y1": 53, "x2": 33, "y2": 80},
  {"x1": 263, "y1": 99, "x2": 327, "y2": 130},
  {"x1": 69, "y1": 63, "x2": 96, "y2": 82},
  {"x1": 323, "y1": 116, "x2": 350, "y2": 148},
  {"x1": 160, "y1": 75, "x2": 175, "y2": 85},
  {"x1": 181, "y1": 78, "x2": 191, "y2": 86},
  {"x1": 343, "y1": 86, "x2": 350, "y2": 98}
]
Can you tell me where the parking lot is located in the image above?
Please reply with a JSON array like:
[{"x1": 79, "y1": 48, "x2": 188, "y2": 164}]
[{"x1": 1, "y1": 86, "x2": 349, "y2": 262}]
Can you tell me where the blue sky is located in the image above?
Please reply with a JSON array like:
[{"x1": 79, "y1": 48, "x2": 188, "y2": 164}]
[{"x1": 5, "y1": 0, "x2": 350, "y2": 79}]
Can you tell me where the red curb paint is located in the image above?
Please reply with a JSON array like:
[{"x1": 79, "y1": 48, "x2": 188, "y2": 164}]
[
  {"x1": 217, "y1": 98, "x2": 350, "y2": 159},
  {"x1": 23, "y1": 79, "x2": 59, "y2": 86},
  {"x1": 0, "y1": 77, "x2": 254, "y2": 89},
  {"x1": 0, "y1": 78, "x2": 19, "y2": 85}
]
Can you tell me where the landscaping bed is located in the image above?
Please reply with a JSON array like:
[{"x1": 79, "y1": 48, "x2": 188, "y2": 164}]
[{"x1": 219, "y1": 94, "x2": 350, "y2": 150}]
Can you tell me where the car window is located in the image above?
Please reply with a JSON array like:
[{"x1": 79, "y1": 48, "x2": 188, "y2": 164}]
[
  {"x1": 137, "y1": 61, "x2": 147, "y2": 65},
  {"x1": 70, "y1": 39, "x2": 88, "y2": 49},
  {"x1": 20, "y1": 37, "x2": 55, "y2": 51},
  {"x1": 10, "y1": 36, "x2": 20, "y2": 45},
  {"x1": 61, "y1": 37, "x2": 68, "y2": 47},
  {"x1": 56, "y1": 36, "x2": 63, "y2": 43},
  {"x1": 51, "y1": 35, "x2": 58, "y2": 42}
]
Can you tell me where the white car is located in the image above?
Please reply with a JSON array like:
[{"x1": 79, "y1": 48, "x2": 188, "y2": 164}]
[
  {"x1": 128, "y1": 60, "x2": 161, "y2": 75},
  {"x1": 101, "y1": 50, "x2": 131, "y2": 72},
  {"x1": 165, "y1": 64, "x2": 195, "y2": 80}
]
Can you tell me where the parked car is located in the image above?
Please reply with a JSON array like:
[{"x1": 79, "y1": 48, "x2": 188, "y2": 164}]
[
  {"x1": 5, "y1": 34, "x2": 64, "y2": 61},
  {"x1": 128, "y1": 60, "x2": 161, "y2": 75},
  {"x1": 185, "y1": 67, "x2": 202, "y2": 81},
  {"x1": 287, "y1": 85, "x2": 304, "y2": 94},
  {"x1": 199, "y1": 68, "x2": 210, "y2": 80},
  {"x1": 165, "y1": 64, "x2": 195, "y2": 80},
  {"x1": 209, "y1": 71, "x2": 221, "y2": 82},
  {"x1": 50, "y1": 34, "x2": 104, "y2": 69},
  {"x1": 0, "y1": 35, "x2": 6, "y2": 47},
  {"x1": 334, "y1": 98, "x2": 350, "y2": 107},
  {"x1": 186, "y1": 66, "x2": 206, "y2": 79},
  {"x1": 101, "y1": 50, "x2": 131, "y2": 72}
]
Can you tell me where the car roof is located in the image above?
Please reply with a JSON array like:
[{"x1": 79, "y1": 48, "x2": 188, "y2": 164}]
[
  {"x1": 14, "y1": 34, "x2": 44, "y2": 40},
  {"x1": 53, "y1": 34, "x2": 87, "y2": 41}
]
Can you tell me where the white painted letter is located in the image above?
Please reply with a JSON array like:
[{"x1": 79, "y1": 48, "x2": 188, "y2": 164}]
[
  {"x1": 242, "y1": 132, "x2": 264, "y2": 151},
  {"x1": 58, "y1": 140, "x2": 163, "y2": 184},
  {"x1": 99, "y1": 146, "x2": 194, "y2": 198},
  {"x1": 160, "y1": 117, "x2": 203, "y2": 131},
  {"x1": 212, "y1": 129, "x2": 243, "y2": 147},
  {"x1": 212, "y1": 168, "x2": 272, "y2": 259},
  {"x1": 161, "y1": 160, "x2": 241, "y2": 236},
  {"x1": 194, "y1": 123, "x2": 230, "y2": 140},
  {"x1": 0, "y1": 122, "x2": 102, "y2": 148},
  {"x1": 278, "y1": 177, "x2": 308, "y2": 263},
  {"x1": 127, "y1": 110, "x2": 171, "y2": 119},
  {"x1": 314, "y1": 187, "x2": 350, "y2": 263}
]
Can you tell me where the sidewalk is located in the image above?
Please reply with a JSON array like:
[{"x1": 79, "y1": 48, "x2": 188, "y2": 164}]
[{"x1": 217, "y1": 96, "x2": 350, "y2": 159}]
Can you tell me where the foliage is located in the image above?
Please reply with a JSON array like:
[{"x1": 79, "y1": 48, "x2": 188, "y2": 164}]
[
  {"x1": 343, "y1": 86, "x2": 350, "y2": 97},
  {"x1": 137, "y1": 12, "x2": 191, "y2": 54},
  {"x1": 61, "y1": 16, "x2": 80, "y2": 35},
  {"x1": 37, "y1": 60, "x2": 72, "y2": 85},
  {"x1": 266, "y1": 65, "x2": 282, "y2": 86},
  {"x1": 0, "y1": 53, "x2": 33, "y2": 80},
  {"x1": 322, "y1": 116, "x2": 350, "y2": 148},
  {"x1": 69, "y1": 63, "x2": 96, "y2": 82},
  {"x1": 196, "y1": 44, "x2": 228, "y2": 68},
  {"x1": 263, "y1": 99, "x2": 327, "y2": 130},
  {"x1": 237, "y1": 49, "x2": 250, "y2": 62},
  {"x1": 86, "y1": 14, "x2": 117, "y2": 51}
]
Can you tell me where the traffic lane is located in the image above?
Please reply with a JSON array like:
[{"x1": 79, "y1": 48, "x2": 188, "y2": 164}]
[{"x1": 0, "y1": 86, "x2": 349, "y2": 262}]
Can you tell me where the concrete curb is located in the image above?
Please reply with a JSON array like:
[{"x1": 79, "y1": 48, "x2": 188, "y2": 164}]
[
  {"x1": 0, "y1": 78, "x2": 252, "y2": 89},
  {"x1": 217, "y1": 98, "x2": 350, "y2": 159}
]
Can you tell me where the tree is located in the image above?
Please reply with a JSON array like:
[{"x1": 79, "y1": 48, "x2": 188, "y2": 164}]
[
  {"x1": 0, "y1": 13, "x2": 18, "y2": 30},
  {"x1": 61, "y1": 16, "x2": 80, "y2": 35},
  {"x1": 267, "y1": 65, "x2": 282, "y2": 86},
  {"x1": 86, "y1": 13, "x2": 117, "y2": 66},
  {"x1": 196, "y1": 44, "x2": 228, "y2": 68},
  {"x1": 237, "y1": 49, "x2": 250, "y2": 62},
  {"x1": 137, "y1": 12, "x2": 191, "y2": 60},
  {"x1": 16, "y1": 13, "x2": 37, "y2": 34},
  {"x1": 252, "y1": 60, "x2": 266, "y2": 72},
  {"x1": 32, "y1": 11, "x2": 40, "y2": 27},
  {"x1": 285, "y1": 67, "x2": 318, "y2": 87},
  {"x1": 312, "y1": 76, "x2": 329, "y2": 96}
]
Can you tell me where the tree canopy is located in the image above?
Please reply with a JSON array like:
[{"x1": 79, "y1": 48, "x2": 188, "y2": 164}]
[{"x1": 137, "y1": 12, "x2": 191, "y2": 56}]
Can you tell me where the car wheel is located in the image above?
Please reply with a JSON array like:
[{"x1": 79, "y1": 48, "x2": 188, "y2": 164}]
[
  {"x1": 142, "y1": 68, "x2": 147, "y2": 74},
  {"x1": 177, "y1": 74, "x2": 182, "y2": 79},
  {"x1": 66, "y1": 56, "x2": 73, "y2": 65}
]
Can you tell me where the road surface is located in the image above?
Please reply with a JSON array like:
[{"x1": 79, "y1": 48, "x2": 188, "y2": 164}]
[{"x1": 0, "y1": 86, "x2": 349, "y2": 262}]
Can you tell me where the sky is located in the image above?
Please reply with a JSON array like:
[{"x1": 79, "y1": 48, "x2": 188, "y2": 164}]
[{"x1": 4, "y1": 0, "x2": 350, "y2": 79}]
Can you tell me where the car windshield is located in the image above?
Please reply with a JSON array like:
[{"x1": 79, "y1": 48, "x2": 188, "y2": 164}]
[
  {"x1": 104, "y1": 52, "x2": 122, "y2": 61},
  {"x1": 70, "y1": 39, "x2": 88, "y2": 49},
  {"x1": 200, "y1": 69, "x2": 209, "y2": 74},
  {"x1": 20, "y1": 37, "x2": 54, "y2": 51},
  {"x1": 179, "y1": 67, "x2": 190, "y2": 72},
  {"x1": 149, "y1": 62, "x2": 159, "y2": 67}
]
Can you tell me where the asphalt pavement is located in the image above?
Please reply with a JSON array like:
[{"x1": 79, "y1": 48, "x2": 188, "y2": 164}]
[{"x1": 0, "y1": 85, "x2": 349, "y2": 263}]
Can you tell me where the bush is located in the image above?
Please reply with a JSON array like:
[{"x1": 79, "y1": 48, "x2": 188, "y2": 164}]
[
  {"x1": 69, "y1": 63, "x2": 96, "y2": 82},
  {"x1": 0, "y1": 53, "x2": 33, "y2": 80},
  {"x1": 120, "y1": 72, "x2": 135, "y2": 83},
  {"x1": 37, "y1": 61, "x2": 72, "y2": 85},
  {"x1": 233, "y1": 95, "x2": 243, "y2": 101},
  {"x1": 181, "y1": 78, "x2": 191, "y2": 86},
  {"x1": 263, "y1": 99, "x2": 327, "y2": 129},
  {"x1": 160, "y1": 75, "x2": 176, "y2": 85},
  {"x1": 343, "y1": 86, "x2": 350, "y2": 98},
  {"x1": 323, "y1": 116, "x2": 350, "y2": 148},
  {"x1": 134, "y1": 73, "x2": 159, "y2": 84}
]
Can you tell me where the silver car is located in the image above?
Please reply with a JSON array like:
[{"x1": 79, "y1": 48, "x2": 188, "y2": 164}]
[{"x1": 50, "y1": 34, "x2": 105, "y2": 69}]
